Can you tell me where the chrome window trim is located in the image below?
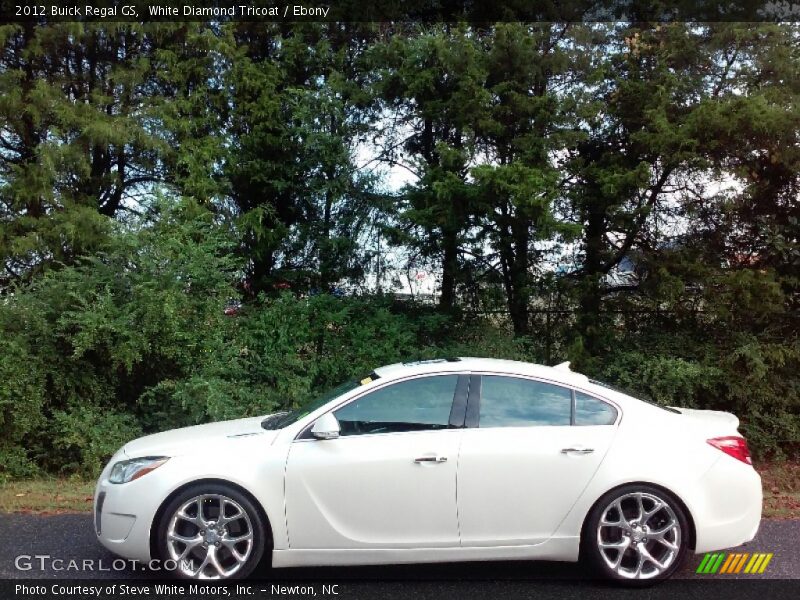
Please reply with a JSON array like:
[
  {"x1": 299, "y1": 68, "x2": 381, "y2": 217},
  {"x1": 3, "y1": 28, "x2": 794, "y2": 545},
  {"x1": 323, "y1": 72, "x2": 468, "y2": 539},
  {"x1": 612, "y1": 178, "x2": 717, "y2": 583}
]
[
  {"x1": 468, "y1": 371, "x2": 623, "y2": 428},
  {"x1": 293, "y1": 372, "x2": 470, "y2": 441}
]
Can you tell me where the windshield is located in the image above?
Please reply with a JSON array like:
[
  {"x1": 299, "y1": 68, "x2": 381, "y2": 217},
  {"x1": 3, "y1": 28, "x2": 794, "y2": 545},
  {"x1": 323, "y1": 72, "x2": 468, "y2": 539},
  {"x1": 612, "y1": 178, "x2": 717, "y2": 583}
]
[{"x1": 261, "y1": 375, "x2": 377, "y2": 430}]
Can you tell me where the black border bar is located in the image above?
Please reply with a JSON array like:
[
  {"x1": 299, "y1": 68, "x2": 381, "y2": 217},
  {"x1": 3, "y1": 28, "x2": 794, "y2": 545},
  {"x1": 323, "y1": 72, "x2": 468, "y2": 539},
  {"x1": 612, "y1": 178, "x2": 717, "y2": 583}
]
[
  {"x1": 4, "y1": 578, "x2": 800, "y2": 600},
  {"x1": 2, "y1": 0, "x2": 800, "y2": 23}
]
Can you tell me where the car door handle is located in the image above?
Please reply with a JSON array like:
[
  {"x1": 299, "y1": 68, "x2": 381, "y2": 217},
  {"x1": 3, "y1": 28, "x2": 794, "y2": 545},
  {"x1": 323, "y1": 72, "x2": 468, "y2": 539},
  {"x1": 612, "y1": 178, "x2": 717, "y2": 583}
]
[
  {"x1": 561, "y1": 447, "x2": 595, "y2": 454},
  {"x1": 414, "y1": 455, "x2": 448, "y2": 463}
]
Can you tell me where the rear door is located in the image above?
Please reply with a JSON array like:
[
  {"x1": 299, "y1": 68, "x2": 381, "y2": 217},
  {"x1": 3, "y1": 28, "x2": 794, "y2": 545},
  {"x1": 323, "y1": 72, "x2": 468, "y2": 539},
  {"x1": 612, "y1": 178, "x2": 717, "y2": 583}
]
[{"x1": 456, "y1": 375, "x2": 619, "y2": 545}]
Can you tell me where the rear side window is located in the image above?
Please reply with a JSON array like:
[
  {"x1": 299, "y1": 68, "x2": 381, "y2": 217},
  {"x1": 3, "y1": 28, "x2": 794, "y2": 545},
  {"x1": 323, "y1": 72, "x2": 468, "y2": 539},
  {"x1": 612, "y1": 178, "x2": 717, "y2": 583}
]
[
  {"x1": 575, "y1": 392, "x2": 618, "y2": 425},
  {"x1": 479, "y1": 376, "x2": 572, "y2": 427}
]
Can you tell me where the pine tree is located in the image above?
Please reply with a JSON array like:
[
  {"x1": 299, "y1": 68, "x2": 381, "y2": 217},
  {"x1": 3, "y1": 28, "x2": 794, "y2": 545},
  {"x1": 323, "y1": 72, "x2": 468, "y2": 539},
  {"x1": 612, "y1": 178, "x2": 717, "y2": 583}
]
[
  {"x1": 223, "y1": 22, "x2": 378, "y2": 294},
  {"x1": 472, "y1": 23, "x2": 579, "y2": 335},
  {"x1": 371, "y1": 24, "x2": 487, "y2": 311},
  {"x1": 0, "y1": 22, "x2": 219, "y2": 285}
]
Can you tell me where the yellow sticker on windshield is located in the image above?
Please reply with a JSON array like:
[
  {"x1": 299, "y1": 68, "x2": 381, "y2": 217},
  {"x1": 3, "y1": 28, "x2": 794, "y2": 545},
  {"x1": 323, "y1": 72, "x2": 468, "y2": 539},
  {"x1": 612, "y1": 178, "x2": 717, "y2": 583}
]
[{"x1": 360, "y1": 377, "x2": 372, "y2": 385}]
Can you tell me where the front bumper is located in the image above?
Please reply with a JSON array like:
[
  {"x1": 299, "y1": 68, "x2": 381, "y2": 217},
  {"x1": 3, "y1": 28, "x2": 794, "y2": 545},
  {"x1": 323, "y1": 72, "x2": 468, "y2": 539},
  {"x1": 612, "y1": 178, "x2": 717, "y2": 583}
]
[{"x1": 94, "y1": 455, "x2": 161, "y2": 563}]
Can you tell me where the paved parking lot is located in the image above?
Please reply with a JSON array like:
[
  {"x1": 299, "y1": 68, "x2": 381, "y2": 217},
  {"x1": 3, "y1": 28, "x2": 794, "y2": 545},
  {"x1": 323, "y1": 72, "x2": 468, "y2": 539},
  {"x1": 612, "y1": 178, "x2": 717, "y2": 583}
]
[{"x1": 0, "y1": 514, "x2": 796, "y2": 582}]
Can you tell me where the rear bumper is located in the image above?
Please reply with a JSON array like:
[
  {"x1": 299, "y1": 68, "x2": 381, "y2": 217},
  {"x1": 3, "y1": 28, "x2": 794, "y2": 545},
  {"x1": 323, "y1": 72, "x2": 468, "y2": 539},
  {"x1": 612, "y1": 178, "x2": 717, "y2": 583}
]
[{"x1": 692, "y1": 456, "x2": 762, "y2": 554}]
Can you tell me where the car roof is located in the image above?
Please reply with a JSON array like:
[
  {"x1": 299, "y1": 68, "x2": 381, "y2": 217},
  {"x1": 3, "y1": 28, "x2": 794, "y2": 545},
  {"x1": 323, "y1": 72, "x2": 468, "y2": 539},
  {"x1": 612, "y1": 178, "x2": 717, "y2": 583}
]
[{"x1": 373, "y1": 357, "x2": 591, "y2": 388}]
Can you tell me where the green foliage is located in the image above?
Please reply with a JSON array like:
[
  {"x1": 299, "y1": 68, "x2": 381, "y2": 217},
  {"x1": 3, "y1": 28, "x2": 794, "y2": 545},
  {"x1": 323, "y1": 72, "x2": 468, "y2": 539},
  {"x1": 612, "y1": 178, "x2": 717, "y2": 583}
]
[
  {"x1": 1, "y1": 22, "x2": 799, "y2": 475},
  {"x1": 0, "y1": 339, "x2": 46, "y2": 462},
  {"x1": 597, "y1": 352, "x2": 722, "y2": 408},
  {"x1": 229, "y1": 293, "x2": 456, "y2": 414},
  {"x1": 0, "y1": 198, "x2": 240, "y2": 476},
  {"x1": 47, "y1": 406, "x2": 143, "y2": 476},
  {"x1": 223, "y1": 23, "x2": 378, "y2": 293},
  {"x1": 718, "y1": 336, "x2": 800, "y2": 457},
  {"x1": 0, "y1": 23, "x2": 219, "y2": 281}
]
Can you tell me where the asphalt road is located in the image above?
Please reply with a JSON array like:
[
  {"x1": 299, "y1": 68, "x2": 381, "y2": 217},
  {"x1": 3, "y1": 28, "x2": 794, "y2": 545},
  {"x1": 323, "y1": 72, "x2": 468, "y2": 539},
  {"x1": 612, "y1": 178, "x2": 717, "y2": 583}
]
[
  {"x1": 0, "y1": 515, "x2": 800, "y2": 600},
  {"x1": 0, "y1": 514, "x2": 796, "y2": 582}
]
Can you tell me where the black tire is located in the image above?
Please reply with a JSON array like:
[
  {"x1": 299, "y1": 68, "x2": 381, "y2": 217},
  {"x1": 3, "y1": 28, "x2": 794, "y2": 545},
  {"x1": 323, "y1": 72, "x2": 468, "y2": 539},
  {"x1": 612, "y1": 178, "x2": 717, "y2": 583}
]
[
  {"x1": 155, "y1": 483, "x2": 267, "y2": 580},
  {"x1": 582, "y1": 484, "x2": 690, "y2": 585}
]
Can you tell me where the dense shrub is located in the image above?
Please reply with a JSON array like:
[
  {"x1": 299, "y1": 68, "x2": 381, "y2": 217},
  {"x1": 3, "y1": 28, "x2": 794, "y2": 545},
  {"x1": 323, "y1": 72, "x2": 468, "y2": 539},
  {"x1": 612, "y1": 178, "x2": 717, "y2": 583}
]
[
  {"x1": 596, "y1": 353, "x2": 722, "y2": 409},
  {"x1": 0, "y1": 199, "x2": 239, "y2": 477},
  {"x1": 1, "y1": 199, "x2": 797, "y2": 477},
  {"x1": 592, "y1": 343, "x2": 800, "y2": 458}
]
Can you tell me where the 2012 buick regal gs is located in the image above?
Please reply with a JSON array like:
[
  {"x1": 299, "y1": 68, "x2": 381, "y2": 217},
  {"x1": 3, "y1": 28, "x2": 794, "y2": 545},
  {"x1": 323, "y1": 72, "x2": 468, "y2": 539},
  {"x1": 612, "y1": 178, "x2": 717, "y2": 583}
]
[{"x1": 94, "y1": 358, "x2": 762, "y2": 583}]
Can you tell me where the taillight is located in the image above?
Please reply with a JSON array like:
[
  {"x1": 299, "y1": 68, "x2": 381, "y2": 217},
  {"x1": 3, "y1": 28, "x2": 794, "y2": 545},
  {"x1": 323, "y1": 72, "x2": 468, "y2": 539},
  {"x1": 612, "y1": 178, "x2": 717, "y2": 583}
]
[{"x1": 707, "y1": 436, "x2": 752, "y2": 465}]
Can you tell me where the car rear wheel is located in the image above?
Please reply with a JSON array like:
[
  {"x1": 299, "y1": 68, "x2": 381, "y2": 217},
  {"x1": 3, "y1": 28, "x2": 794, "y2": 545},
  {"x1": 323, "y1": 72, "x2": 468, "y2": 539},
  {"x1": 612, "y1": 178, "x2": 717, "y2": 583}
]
[
  {"x1": 156, "y1": 483, "x2": 266, "y2": 579},
  {"x1": 584, "y1": 484, "x2": 690, "y2": 583}
]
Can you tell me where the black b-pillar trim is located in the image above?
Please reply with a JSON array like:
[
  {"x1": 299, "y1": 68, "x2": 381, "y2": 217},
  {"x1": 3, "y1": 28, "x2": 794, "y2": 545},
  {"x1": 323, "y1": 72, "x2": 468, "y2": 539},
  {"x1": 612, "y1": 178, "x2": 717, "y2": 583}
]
[
  {"x1": 449, "y1": 374, "x2": 470, "y2": 428},
  {"x1": 465, "y1": 374, "x2": 481, "y2": 428}
]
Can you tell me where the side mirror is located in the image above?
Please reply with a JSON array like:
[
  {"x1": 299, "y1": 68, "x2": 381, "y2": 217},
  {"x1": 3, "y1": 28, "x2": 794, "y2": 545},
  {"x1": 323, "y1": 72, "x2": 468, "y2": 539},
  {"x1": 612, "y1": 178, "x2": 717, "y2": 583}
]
[{"x1": 311, "y1": 412, "x2": 340, "y2": 440}]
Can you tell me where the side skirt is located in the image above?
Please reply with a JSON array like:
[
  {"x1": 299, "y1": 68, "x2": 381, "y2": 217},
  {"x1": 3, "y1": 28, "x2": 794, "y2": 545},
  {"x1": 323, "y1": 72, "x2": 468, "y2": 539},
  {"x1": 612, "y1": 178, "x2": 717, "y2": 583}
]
[{"x1": 271, "y1": 537, "x2": 580, "y2": 568}]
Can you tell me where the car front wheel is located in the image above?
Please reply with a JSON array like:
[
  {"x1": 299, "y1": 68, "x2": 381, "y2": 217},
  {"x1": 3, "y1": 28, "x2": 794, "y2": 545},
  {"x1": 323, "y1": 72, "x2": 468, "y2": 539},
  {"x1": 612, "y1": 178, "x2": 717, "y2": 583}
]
[
  {"x1": 156, "y1": 483, "x2": 267, "y2": 579},
  {"x1": 584, "y1": 484, "x2": 690, "y2": 583}
]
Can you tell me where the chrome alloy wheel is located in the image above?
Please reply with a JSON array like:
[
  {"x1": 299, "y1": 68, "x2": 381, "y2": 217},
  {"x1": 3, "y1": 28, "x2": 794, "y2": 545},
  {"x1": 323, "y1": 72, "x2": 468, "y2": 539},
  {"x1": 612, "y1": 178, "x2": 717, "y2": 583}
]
[
  {"x1": 166, "y1": 494, "x2": 254, "y2": 579},
  {"x1": 596, "y1": 491, "x2": 681, "y2": 579}
]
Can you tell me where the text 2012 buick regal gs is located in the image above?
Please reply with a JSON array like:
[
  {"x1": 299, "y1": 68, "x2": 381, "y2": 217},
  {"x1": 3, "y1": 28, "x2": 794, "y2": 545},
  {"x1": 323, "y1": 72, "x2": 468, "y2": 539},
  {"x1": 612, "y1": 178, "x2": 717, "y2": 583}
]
[{"x1": 94, "y1": 358, "x2": 762, "y2": 582}]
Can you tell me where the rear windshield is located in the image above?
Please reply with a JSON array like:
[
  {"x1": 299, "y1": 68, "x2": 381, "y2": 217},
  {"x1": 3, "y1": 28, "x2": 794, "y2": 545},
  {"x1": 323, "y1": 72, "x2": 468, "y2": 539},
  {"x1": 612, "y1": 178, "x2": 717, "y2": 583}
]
[{"x1": 588, "y1": 379, "x2": 681, "y2": 413}]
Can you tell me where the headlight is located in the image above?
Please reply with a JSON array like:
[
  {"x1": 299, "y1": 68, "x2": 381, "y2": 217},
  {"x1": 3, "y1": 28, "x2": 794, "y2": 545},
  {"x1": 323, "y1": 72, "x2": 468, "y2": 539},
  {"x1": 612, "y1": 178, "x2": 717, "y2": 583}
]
[{"x1": 109, "y1": 456, "x2": 169, "y2": 484}]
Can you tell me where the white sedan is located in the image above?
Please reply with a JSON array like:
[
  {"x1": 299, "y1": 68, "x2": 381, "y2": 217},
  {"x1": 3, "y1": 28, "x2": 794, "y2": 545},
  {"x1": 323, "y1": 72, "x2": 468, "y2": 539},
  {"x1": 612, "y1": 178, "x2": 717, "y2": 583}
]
[{"x1": 94, "y1": 358, "x2": 762, "y2": 582}]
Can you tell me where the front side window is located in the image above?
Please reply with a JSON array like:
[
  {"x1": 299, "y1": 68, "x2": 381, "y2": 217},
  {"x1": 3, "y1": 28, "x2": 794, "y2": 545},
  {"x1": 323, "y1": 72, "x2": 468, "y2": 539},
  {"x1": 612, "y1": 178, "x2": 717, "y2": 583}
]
[
  {"x1": 575, "y1": 392, "x2": 618, "y2": 425},
  {"x1": 480, "y1": 376, "x2": 572, "y2": 427},
  {"x1": 333, "y1": 375, "x2": 459, "y2": 436}
]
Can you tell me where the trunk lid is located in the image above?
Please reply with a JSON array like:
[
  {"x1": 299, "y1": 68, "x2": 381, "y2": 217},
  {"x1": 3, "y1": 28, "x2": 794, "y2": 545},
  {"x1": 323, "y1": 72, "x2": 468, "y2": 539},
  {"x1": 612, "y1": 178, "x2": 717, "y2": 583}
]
[{"x1": 670, "y1": 407, "x2": 741, "y2": 435}]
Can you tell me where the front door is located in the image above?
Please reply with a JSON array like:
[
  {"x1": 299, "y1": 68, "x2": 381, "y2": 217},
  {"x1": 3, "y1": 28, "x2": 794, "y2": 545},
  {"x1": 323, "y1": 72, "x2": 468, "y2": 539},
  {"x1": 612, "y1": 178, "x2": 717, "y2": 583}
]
[{"x1": 285, "y1": 374, "x2": 465, "y2": 549}]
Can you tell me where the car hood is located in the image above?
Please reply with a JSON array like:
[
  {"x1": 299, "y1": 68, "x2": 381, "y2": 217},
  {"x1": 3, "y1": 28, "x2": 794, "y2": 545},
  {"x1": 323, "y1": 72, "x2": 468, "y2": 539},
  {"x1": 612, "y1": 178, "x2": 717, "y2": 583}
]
[{"x1": 123, "y1": 415, "x2": 277, "y2": 458}]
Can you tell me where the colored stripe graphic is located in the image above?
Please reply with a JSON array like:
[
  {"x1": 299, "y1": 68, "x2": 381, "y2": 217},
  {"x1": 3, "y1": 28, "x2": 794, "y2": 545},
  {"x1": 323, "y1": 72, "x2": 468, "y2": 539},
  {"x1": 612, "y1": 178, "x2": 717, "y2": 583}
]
[
  {"x1": 757, "y1": 553, "x2": 773, "y2": 573},
  {"x1": 752, "y1": 554, "x2": 766, "y2": 573},
  {"x1": 702, "y1": 553, "x2": 720, "y2": 573},
  {"x1": 697, "y1": 552, "x2": 772, "y2": 575},
  {"x1": 734, "y1": 553, "x2": 750, "y2": 573},
  {"x1": 696, "y1": 553, "x2": 712, "y2": 574},
  {"x1": 720, "y1": 553, "x2": 737, "y2": 573},
  {"x1": 711, "y1": 552, "x2": 725, "y2": 573},
  {"x1": 744, "y1": 554, "x2": 759, "y2": 573}
]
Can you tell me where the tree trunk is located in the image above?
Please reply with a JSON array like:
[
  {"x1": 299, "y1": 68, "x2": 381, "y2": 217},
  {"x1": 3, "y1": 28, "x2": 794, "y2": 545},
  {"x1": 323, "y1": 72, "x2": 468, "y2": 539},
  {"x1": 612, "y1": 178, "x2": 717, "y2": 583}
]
[
  {"x1": 319, "y1": 111, "x2": 336, "y2": 291},
  {"x1": 439, "y1": 226, "x2": 458, "y2": 312},
  {"x1": 579, "y1": 204, "x2": 606, "y2": 355},
  {"x1": 20, "y1": 23, "x2": 42, "y2": 219},
  {"x1": 508, "y1": 216, "x2": 530, "y2": 336}
]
